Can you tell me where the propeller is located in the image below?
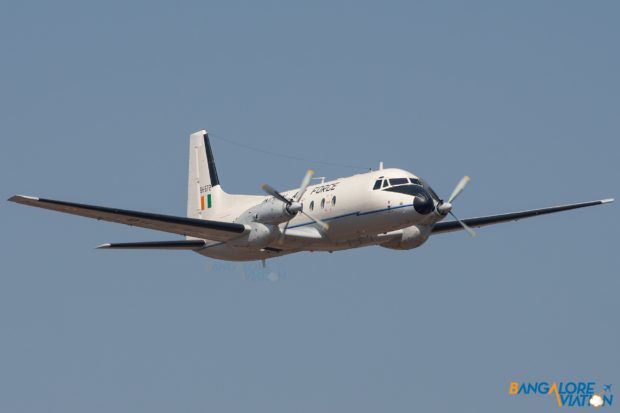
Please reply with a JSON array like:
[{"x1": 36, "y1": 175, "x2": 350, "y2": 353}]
[
  {"x1": 436, "y1": 175, "x2": 476, "y2": 237},
  {"x1": 261, "y1": 170, "x2": 329, "y2": 241},
  {"x1": 448, "y1": 175, "x2": 470, "y2": 204}
]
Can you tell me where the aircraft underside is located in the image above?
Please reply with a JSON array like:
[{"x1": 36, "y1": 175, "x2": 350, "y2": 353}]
[{"x1": 196, "y1": 231, "x2": 393, "y2": 261}]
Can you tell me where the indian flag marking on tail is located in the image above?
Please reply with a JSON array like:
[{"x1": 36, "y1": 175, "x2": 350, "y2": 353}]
[{"x1": 199, "y1": 193, "x2": 212, "y2": 210}]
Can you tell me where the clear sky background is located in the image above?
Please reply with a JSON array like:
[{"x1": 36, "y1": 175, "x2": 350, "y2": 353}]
[{"x1": 1, "y1": 1, "x2": 618, "y2": 412}]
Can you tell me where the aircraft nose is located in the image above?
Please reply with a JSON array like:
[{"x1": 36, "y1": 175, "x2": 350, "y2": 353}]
[{"x1": 413, "y1": 187, "x2": 434, "y2": 215}]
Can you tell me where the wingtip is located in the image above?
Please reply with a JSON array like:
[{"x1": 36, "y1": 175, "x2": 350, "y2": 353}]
[
  {"x1": 601, "y1": 198, "x2": 614, "y2": 204},
  {"x1": 8, "y1": 195, "x2": 39, "y2": 203},
  {"x1": 96, "y1": 243, "x2": 111, "y2": 249}
]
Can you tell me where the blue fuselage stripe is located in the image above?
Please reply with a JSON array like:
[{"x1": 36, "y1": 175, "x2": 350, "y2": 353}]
[{"x1": 288, "y1": 203, "x2": 414, "y2": 229}]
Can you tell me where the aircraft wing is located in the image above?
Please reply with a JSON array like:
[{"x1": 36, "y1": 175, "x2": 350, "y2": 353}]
[
  {"x1": 432, "y1": 198, "x2": 614, "y2": 234},
  {"x1": 8, "y1": 195, "x2": 248, "y2": 242}
]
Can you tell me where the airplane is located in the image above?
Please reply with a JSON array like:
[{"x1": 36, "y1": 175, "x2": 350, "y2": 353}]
[{"x1": 8, "y1": 130, "x2": 614, "y2": 262}]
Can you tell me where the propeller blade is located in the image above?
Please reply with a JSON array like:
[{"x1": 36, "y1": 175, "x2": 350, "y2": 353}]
[
  {"x1": 301, "y1": 210, "x2": 330, "y2": 232},
  {"x1": 448, "y1": 175, "x2": 470, "y2": 204},
  {"x1": 449, "y1": 211, "x2": 476, "y2": 237},
  {"x1": 295, "y1": 169, "x2": 314, "y2": 202},
  {"x1": 261, "y1": 183, "x2": 291, "y2": 205},
  {"x1": 278, "y1": 220, "x2": 291, "y2": 245}
]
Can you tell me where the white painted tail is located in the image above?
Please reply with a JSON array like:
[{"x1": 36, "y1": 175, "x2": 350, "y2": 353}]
[{"x1": 187, "y1": 130, "x2": 229, "y2": 220}]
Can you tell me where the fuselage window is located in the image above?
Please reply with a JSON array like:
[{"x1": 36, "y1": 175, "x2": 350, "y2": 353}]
[
  {"x1": 373, "y1": 180, "x2": 382, "y2": 190},
  {"x1": 309, "y1": 200, "x2": 314, "y2": 211},
  {"x1": 332, "y1": 196, "x2": 336, "y2": 206},
  {"x1": 389, "y1": 178, "x2": 409, "y2": 186},
  {"x1": 321, "y1": 198, "x2": 325, "y2": 209}
]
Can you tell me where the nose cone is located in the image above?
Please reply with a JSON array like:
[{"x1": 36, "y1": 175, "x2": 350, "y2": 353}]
[{"x1": 413, "y1": 188, "x2": 434, "y2": 215}]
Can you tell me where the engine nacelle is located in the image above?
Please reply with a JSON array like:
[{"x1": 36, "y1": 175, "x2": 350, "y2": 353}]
[
  {"x1": 229, "y1": 222, "x2": 279, "y2": 249},
  {"x1": 380, "y1": 225, "x2": 431, "y2": 250},
  {"x1": 237, "y1": 198, "x2": 296, "y2": 225}
]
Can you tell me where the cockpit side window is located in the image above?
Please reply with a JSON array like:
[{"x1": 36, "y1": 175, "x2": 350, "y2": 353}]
[
  {"x1": 373, "y1": 179, "x2": 382, "y2": 190},
  {"x1": 409, "y1": 178, "x2": 421, "y2": 185},
  {"x1": 382, "y1": 179, "x2": 389, "y2": 188}
]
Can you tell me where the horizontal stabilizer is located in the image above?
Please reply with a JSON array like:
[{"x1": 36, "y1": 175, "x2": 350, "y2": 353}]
[
  {"x1": 432, "y1": 198, "x2": 614, "y2": 234},
  {"x1": 97, "y1": 240, "x2": 207, "y2": 250}
]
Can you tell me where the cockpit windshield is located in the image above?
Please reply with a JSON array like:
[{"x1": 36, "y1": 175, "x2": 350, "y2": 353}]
[
  {"x1": 389, "y1": 178, "x2": 409, "y2": 186},
  {"x1": 373, "y1": 176, "x2": 424, "y2": 190}
]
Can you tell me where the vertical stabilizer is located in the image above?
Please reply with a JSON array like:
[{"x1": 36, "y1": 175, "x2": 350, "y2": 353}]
[{"x1": 187, "y1": 130, "x2": 227, "y2": 220}]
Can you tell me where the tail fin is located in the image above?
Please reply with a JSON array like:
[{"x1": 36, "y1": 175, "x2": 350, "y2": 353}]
[{"x1": 187, "y1": 130, "x2": 227, "y2": 219}]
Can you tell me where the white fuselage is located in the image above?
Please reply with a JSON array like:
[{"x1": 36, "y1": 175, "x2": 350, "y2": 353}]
[
  {"x1": 197, "y1": 168, "x2": 443, "y2": 261},
  {"x1": 10, "y1": 129, "x2": 612, "y2": 262}
]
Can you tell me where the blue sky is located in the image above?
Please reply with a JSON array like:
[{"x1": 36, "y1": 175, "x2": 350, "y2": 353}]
[{"x1": 1, "y1": 1, "x2": 618, "y2": 412}]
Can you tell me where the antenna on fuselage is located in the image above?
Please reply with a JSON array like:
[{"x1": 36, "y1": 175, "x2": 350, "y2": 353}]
[
  {"x1": 379, "y1": 161, "x2": 384, "y2": 170},
  {"x1": 312, "y1": 177, "x2": 326, "y2": 184}
]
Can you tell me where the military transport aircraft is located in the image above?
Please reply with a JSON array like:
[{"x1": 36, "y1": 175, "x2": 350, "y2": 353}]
[{"x1": 9, "y1": 130, "x2": 614, "y2": 262}]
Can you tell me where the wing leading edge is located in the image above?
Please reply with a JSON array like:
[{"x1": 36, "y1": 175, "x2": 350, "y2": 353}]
[
  {"x1": 8, "y1": 195, "x2": 247, "y2": 242},
  {"x1": 432, "y1": 198, "x2": 614, "y2": 234},
  {"x1": 97, "y1": 240, "x2": 207, "y2": 250}
]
